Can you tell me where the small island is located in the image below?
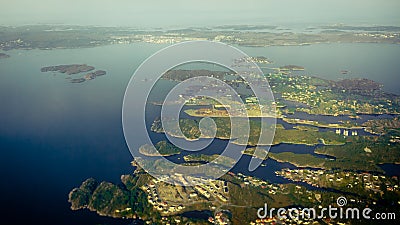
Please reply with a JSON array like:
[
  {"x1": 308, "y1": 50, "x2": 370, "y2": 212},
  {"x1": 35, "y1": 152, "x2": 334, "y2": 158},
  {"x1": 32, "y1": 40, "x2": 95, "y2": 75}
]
[
  {"x1": 41, "y1": 64, "x2": 95, "y2": 74},
  {"x1": 183, "y1": 154, "x2": 236, "y2": 168},
  {"x1": 139, "y1": 141, "x2": 181, "y2": 156},
  {"x1": 0, "y1": 53, "x2": 10, "y2": 59},
  {"x1": 41, "y1": 64, "x2": 106, "y2": 83},
  {"x1": 234, "y1": 56, "x2": 273, "y2": 64},
  {"x1": 279, "y1": 65, "x2": 305, "y2": 71}
]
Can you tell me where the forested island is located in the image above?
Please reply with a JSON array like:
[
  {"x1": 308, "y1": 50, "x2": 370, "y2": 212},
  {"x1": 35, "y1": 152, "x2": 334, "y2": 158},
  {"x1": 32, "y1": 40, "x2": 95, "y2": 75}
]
[
  {"x1": 40, "y1": 64, "x2": 106, "y2": 83},
  {"x1": 139, "y1": 141, "x2": 181, "y2": 156}
]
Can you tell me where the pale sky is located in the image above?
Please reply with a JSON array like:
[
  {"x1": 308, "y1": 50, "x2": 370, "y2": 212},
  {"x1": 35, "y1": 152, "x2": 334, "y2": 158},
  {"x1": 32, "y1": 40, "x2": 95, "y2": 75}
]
[{"x1": 0, "y1": 0, "x2": 399, "y2": 28}]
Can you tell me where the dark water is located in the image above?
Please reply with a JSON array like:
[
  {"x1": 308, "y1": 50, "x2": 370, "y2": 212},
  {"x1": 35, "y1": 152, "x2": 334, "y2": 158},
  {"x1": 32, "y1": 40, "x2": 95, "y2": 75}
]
[
  {"x1": 180, "y1": 210, "x2": 213, "y2": 220},
  {"x1": 0, "y1": 42, "x2": 398, "y2": 224},
  {"x1": 379, "y1": 164, "x2": 400, "y2": 177}
]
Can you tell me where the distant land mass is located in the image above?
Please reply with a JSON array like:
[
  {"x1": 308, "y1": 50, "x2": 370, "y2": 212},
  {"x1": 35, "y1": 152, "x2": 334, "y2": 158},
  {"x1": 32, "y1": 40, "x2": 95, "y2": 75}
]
[
  {"x1": 214, "y1": 25, "x2": 278, "y2": 31},
  {"x1": 320, "y1": 25, "x2": 400, "y2": 32},
  {"x1": 0, "y1": 25, "x2": 399, "y2": 51}
]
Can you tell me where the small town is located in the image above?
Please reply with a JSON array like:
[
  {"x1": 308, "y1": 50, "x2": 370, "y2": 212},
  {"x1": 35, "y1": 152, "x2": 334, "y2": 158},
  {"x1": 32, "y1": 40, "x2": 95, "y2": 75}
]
[{"x1": 276, "y1": 168, "x2": 399, "y2": 196}]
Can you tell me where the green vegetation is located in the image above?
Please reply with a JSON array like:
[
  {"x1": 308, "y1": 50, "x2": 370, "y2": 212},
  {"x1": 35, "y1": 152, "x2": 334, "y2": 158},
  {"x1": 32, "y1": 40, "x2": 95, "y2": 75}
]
[
  {"x1": 279, "y1": 65, "x2": 305, "y2": 71},
  {"x1": 267, "y1": 73, "x2": 400, "y2": 116},
  {"x1": 242, "y1": 147, "x2": 269, "y2": 160},
  {"x1": 68, "y1": 178, "x2": 98, "y2": 210},
  {"x1": 69, "y1": 173, "x2": 159, "y2": 220},
  {"x1": 155, "y1": 141, "x2": 181, "y2": 155},
  {"x1": 88, "y1": 181, "x2": 130, "y2": 216},
  {"x1": 316, "y1": 136, "x2": 400, "y2": 171},
  {"x1": 277, "y1": 169, "x2": 400, "y2": 202},
  {"x1": 283, "y1": 117, "x2": 362, "y2": 129},
  {"x1": 268, "y1": 152, "x2": 328, "y2": 169},
  {"x1": 268, "y1": 135, "x2": 400, "y2": 172},
  {"x1": 183, "y1": 154, "x2": 236, "y2": 168},
  {"x1": 363, "y1": 116, "x2": 400, "y2": 135},
  {"x1": 138, "y1": 141, "x2": 181, "y2": 156},
  {"x1": 70, "y1": 162, "x2": 400, "y2": 224},
  {"x1": 274, "y1": 125, "x2": 346, "y2": 145}
]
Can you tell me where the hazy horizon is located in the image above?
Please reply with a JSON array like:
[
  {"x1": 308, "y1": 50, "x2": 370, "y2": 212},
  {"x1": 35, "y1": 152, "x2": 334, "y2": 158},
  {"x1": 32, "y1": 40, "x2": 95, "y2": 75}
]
[{"x1": 1, "y1": 0, "x2": 399, "y2": 28}]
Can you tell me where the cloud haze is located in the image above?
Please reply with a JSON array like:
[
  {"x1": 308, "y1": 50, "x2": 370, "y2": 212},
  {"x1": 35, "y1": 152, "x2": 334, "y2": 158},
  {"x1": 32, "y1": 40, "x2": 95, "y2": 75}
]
[{"x1": 1, "y1": 0, "x2": 399, "y2": 27}]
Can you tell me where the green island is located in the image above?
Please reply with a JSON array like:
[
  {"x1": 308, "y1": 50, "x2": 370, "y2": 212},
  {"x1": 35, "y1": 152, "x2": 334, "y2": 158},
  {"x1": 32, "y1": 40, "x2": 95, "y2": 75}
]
[
  {"x1": 139, "y1": 141, "x2": 181, "y2": 156},
  {"x1": 183, "y1": 154, "x2": 236, "y2": 168},
  {"x1": 279, "y1": 65, "x2": 305, "y2": 71}
]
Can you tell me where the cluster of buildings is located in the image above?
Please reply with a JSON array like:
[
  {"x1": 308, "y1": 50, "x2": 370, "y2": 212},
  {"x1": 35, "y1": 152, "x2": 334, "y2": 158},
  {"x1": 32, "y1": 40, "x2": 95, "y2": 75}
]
[
  {"x1": 208, "y1": 211, "x2": 231, "y2": 225},
  {"x1": 191, "y1": 178, "x2": 229, "y2": 202},
  {"x1": 141, "y1": 173, "x2": 230, "y2": 216},
  {"x1": 0, "y1": 38, "x2": 29, "y2": 50},
  {"x1": 276, "y1": 169, "x2": 399, "y2": 195},
  {"x1": 249, "y1": 213, "x2": 348, "y2": 225},
  {"x1": 250, "y1": 214, "x2": 317, "y2": 225},
  {"x1": 355, "y1": 32, "x2": 399, "y2": 39},
  {"x1": 142, "y1": 181, "x2": 186, "y2": 215},
  {"x1": 137, "y1": 34, "x2": 207, "y2": 44},
  {"x1": 232, "y1": 172, "x2": 281, "y2": 195},
  {"x1": 335, "y1": 129, "x2": 358, "y2": 136},
  {"x1": 268, "y1": 73, "x2": 396, "y2": 115}
]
